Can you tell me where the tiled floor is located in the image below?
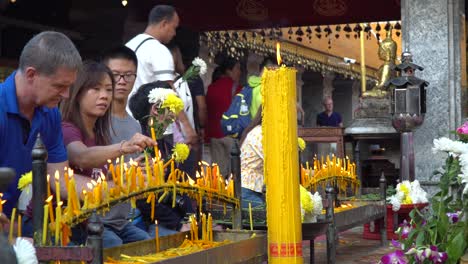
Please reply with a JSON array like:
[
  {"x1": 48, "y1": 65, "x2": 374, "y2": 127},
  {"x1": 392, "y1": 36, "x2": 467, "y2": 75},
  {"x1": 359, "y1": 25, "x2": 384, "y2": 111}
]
[{"x1": 302, "y1": 227, "x2": 394, "y2": 264}]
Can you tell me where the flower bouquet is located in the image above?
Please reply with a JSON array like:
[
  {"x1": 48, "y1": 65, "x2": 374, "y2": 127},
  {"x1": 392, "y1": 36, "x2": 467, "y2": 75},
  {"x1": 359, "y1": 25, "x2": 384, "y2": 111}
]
[
  {"x1": 387, "y1": 180, "x2": 429, "y2": 212},
  {"x1": 300, "y1": 185, "x2": 323, "y2": 223},
  {"x1": 147, "y1": 87, "x2": 184, "y2": 139},
  {"x1": 181, "y1": 57, "x2": 207, "y2": 82},
  {"x1": 380, "y1": 123, "x2": 468, "y2": 264}
]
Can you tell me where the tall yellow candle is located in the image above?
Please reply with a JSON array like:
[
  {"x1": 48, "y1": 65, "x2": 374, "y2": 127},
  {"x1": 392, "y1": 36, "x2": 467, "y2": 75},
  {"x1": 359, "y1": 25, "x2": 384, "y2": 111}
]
[
  {"x1": 55, "y1": 201, "x2": 62, "y2": 245},
  {"x1": 144, "y1": 151, "x2": 153, "y2": 186},
  {"x1": 262, "y1": 57, "x2": 302, "y2": 263},
  {"x1": 249, "y1": 202, "x2": 253, "y2": 231},
  {"x1": 208, "y1": 213, "x2": 213, "y2": 242},
  {"x1": 64, "y1": 168, "x2": 69, "y2": 193},
  {"x1": 54, "y1": 171, "x2": 61, "y2": 204},
  {"x1": 42, "y1": 203, "x2": 49, "y2": 245},
  {"x1": 120, "y1": 155, "x2": 124, "y2": 187},
  {"x1": 149, "y1": 118, "x2": 159, "y2": 160},
  {"x1": 155, "y1": 220, "x2": 160, "y2": 253},
  {"x1": 0, "y1": 193, "x2": 4, "y2": 214},
  {"x1": 17, "y1": 214, "x2": 21, "y2": 237},
  {"x1": 9, "y1": 208, "x2": 16, "y2": 242},
  {"x1": 47, "y1": 175, "x2": 51, "y2": 198}
]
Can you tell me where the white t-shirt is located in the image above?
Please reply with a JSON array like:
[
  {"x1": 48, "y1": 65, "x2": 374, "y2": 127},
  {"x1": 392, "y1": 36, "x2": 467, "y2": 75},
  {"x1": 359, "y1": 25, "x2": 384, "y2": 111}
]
[
  {"x1": 174, "y1": 77, "x2": 194, "y2": 131},
  {"x1": 125, "y1": 33, "x2": 175, "y2": 115}
]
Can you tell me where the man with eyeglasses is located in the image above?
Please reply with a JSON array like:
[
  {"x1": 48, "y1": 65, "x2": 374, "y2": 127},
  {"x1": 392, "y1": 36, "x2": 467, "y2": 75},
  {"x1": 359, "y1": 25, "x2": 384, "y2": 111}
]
[
  {"x1": 102, "y1": 46, "x2": 141, "y2": 161},
  {"x1": 99, "y1": 46, "x2": 153, "y2": 248}
]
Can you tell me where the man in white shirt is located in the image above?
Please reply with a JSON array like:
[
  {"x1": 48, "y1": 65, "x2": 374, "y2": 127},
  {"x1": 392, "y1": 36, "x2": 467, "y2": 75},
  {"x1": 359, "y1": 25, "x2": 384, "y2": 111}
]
[
  {"x1": 126, "y1": 5, "x2": 197, "y2": 147},
  {"x1": 126, "y1": 4, "x2": 179, "y2": 104}
]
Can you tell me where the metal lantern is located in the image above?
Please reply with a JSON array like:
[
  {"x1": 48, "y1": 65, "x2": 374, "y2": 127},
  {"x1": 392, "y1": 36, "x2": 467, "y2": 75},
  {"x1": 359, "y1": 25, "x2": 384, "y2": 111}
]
[{"x1": 386, "y1": 51, "x2": 429, "y2": 181}]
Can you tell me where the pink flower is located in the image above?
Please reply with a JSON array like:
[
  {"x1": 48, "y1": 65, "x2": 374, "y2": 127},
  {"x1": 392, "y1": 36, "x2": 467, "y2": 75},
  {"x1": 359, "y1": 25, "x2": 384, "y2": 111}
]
[{"x1": 456, "y1": 122, "x2": 468, "y2": 134}]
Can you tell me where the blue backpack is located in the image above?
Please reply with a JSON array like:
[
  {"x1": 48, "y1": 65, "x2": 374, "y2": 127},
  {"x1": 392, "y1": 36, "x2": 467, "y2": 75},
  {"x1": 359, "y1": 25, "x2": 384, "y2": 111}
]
[{"x1": 221, "y1": 86, "x2": 253, "y2": 138}]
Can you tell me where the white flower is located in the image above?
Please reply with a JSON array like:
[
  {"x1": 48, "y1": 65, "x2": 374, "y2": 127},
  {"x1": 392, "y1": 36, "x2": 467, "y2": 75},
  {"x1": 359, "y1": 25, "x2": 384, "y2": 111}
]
[
  {"x1": 148, "y1": 88, "x2": 177, "y2": 105},
  {"x1": 432, "y1": 137, "x2": 468, "y2": 156},
  {"x1": 13, "y1": 238, "x2": 38, "y2": 264},
  {"x1": 388, "y1": 195, "x2": 402, "y2": 211},
  {"x1": 312, "y1": 192, "x2": 323, "y2": 216},
  {"x1": 192, "y1": 57, "x2": 207, "y2": 75}
]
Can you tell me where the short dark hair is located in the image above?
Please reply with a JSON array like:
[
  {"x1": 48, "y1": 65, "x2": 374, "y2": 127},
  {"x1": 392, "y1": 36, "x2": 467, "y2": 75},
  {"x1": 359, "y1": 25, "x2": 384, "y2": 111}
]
[
  {"x1": 19, "y1": 31, "x2": 81, "y2": 76},
  {"x1": 148, "y1": 5, "x2": 176, "y2": 25},
  {"x1": 101, "y1": 46, "x2": 138, "y2": 69},
  {"x1": 129, "y1": 81, "x2": 172, "y2": 134},
  {"x1": 260, "y1": 56, "x2": 276, "y2": 71}
]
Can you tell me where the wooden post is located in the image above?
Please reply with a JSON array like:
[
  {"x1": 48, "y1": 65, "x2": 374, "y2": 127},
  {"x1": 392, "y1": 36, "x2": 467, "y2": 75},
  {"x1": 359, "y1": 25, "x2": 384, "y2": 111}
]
[
  {"x1": 326, "y1": 185, "x2": 336, "y2": 264},
  {"x1": 379, "y1": 171, "x2": 387, "y2": 244},
  {"x1": 230, "y1": 139, "x2": 242, "y2": 230},
  {"x1": 32, "y1": 134, "x2": 48, "y2": 246},
  {"x1": 87, "y1": 211, "x2": 104, "y2": 264}
]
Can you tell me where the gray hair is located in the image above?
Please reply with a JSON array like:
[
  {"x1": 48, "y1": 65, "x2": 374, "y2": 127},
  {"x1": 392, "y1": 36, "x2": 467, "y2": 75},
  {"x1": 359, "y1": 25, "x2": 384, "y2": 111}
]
[
  {"x1": 322, "y1": 96, "x2": 333, "y2": 105},
  {"x1": 18, "y1": 31, "x2": 82, "y2": 75}
]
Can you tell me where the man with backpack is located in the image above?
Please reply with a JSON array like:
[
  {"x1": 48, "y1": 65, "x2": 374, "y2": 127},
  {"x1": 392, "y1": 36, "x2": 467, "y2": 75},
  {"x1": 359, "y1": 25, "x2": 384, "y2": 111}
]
[{"x1": 221, "y1": 57, "x2": 275, "y2": 140}]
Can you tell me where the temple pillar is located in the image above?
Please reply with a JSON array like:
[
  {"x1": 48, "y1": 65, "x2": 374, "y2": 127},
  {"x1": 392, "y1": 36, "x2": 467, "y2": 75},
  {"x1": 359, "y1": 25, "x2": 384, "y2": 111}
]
[{"x1": 401, "y1": 0, "x2": 465, "y2": 188}]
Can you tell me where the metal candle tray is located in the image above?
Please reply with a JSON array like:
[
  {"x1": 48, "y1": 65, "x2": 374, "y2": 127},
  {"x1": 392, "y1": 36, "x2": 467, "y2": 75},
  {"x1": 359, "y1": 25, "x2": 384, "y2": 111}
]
[{"x1": 103, "y1": 230, "x2": 267, "y2": 264}]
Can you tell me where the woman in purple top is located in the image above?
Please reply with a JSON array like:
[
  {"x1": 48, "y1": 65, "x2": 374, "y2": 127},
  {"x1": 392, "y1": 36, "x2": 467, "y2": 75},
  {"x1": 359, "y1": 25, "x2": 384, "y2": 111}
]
[{"x1": 59, "y1": 61, "x2": 156, "y2": 247}]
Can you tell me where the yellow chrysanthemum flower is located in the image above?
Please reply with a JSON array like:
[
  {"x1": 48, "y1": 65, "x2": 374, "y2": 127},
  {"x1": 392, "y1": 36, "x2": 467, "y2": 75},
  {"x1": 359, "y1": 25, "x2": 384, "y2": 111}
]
[
  {"x1": 162, "y1": 94, "x2": 184, "y2": 115},
  {"x1": 172, "y1": 143, "x2": 190, "y2": 163},
  {"x1": 17, "y1": 171, "x2": 32, "y2": 191},
  {"x1": 298, "y1": 137, "x2": 306, "y2": 152},
  {"x1": 403, "y1": 196, "x2": 413, "y2": 204}
]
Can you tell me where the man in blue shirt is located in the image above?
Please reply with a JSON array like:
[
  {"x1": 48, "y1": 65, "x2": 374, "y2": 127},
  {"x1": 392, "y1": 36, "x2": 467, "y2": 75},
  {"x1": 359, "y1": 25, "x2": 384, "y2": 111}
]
[
  {"x1": 316, "y1": 96, "x2": 343, "y2": 127},
  {"x1": 0, "y1": 31, "x2": 81, "y2": 217}
]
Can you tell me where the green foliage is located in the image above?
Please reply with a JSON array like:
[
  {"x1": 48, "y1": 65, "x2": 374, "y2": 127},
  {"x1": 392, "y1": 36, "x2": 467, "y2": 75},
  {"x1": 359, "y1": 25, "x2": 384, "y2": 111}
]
[{"x1": 398, "y1": 154, "x2": 467, "y2": 263}]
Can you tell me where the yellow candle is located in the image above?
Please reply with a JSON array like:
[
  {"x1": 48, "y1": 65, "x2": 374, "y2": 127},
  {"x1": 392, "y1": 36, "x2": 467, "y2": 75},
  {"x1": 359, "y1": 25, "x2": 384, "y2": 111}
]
[
  {"x1": 202, "y1": 213, "x2": 206, "y2": 241},
  {"x1": 208, "y1": 213, "x2": 213, "y2": 242},
  {"x1": 155, "y1": 220, "x2": 160, "y2": 253},
  {"x1": 46, "y1": 195, "x2": 54, "y2": 223},
  {"x1": 109, "y1": 163, "x2": 116, "y2": 183},
  {"x1": 120, "y1": 155, "x2": 124, "y2": 187},
  {"x1": 55, "y1": 201, "x2": 62, "y2": 245},
  {"x1": 64, "y1": 167, "x2": 69, "y2": 193},
  {"x1": 0, "y1": 193, "x2": 4, "y2": 214},
  {"x1": 82, "y1": 190, "x2": 88, "y2": 210},
  {"x1": 150, "y1": 194, "x2": 155, "y2": 221},
  {"x1": 149, "y1": 118, "x2": 159, "y2": 160},
  {"x1": 54, "y1": 171, "x2": 61, "y2": 204},
  {"x1": 249, "y1": 202, "x2": 253, "y2": 231},
  {"x1": 101, "y1": 174, "x2": 108, "y2": 204},
  {"x1": 17, "y1": 214, "x2": 21, "y2": 237},
  {"x1": 9, "y1": 208, "x2": 16, "y2": 242},
  {"x1": 47, "y1": 174, "x2": 51, "y2": 198},
  {"x1": 42, "y1": 203, "x2": 49, "y2": 245},
  {"x1": 144, "y1": 151, "x2": 153, "y2": 186},
  {"x1": 262, "y1": 62, "x2": 302, "y2": 263},
  {"x1": 137, "y1": 167, "x2": 144, "y2": 189}
]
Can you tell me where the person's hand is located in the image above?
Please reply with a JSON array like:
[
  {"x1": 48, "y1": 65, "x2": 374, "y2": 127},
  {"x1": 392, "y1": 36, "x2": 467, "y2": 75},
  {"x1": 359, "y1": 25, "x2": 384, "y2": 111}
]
[
  {"x1": 121, "y1": 133, "x2": 157, "y2": 154},
  {"x1": 184, "y1": 128, "x2": 198, "y2": 147}
]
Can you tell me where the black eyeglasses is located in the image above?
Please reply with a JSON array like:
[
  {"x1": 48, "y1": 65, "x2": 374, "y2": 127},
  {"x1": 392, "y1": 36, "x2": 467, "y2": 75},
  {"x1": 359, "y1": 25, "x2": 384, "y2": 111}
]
[{"x1": 113, "y1": 73, "x2": 136, "y2": 82}]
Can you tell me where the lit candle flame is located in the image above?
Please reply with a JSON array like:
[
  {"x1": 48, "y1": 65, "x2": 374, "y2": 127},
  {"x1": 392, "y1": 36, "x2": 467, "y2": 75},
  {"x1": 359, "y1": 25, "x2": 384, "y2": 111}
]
[
  {"x1": 45, "y1": 195, "x2": 53, "y2": 203},
  {"x1": 107, "y1": 159, "x2": 112, "y2": 163},
  {"x1": 276, "y1": 42, "x2": 282, "y2": 65},
  {"x1": 87, "y1": 183, "x2": 93, "y2": 190},
  {"x1": 100, "y1": 172, "x2": 106, "y2": 181},
  {"x1": 91, "y1": 180, "x2": 97, "y2": 186},
  {"x1": 188, "y1": 177, "x2": 195, "y2": 186},
  {"x1": 54, "y1": 171, "x2": 60, "y2": 180}
]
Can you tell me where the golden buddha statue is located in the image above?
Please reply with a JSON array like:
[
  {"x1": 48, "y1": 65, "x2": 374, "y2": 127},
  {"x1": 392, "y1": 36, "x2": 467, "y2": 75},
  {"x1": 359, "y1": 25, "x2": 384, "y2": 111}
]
[{"x1": 363, "y1": 27, "x2": 397, "y2": 97}]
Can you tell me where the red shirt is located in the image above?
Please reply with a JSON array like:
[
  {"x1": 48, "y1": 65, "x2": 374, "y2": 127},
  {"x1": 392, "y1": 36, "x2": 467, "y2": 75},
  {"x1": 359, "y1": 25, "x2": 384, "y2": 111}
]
[{"x1": 205, "y1": 76, "x2": 241, "y2": 140}]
